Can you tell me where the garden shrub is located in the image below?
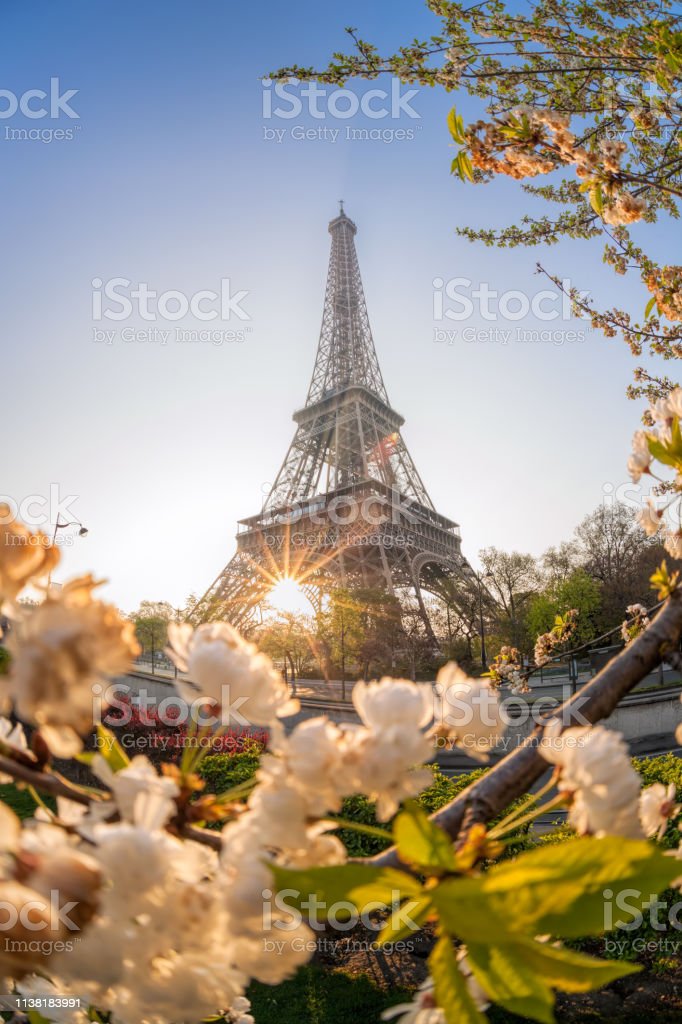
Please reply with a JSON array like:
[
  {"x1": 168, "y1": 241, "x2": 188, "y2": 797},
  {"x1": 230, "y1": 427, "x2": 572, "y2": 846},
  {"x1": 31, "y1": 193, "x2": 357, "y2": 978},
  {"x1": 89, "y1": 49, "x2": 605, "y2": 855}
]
[{"x1": 198, "y1": 750, "x2": 262, "y2": 794}]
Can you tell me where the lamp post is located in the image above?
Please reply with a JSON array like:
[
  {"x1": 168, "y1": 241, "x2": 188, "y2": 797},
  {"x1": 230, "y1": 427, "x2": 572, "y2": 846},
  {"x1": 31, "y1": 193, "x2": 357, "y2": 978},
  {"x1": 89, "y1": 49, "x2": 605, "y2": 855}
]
[
  {"x1": 46, "y1": 517, "x2": 89, "y2": 589},
  {"x1": 474, "y1": 570, "x2": 493, "y2": 670}
]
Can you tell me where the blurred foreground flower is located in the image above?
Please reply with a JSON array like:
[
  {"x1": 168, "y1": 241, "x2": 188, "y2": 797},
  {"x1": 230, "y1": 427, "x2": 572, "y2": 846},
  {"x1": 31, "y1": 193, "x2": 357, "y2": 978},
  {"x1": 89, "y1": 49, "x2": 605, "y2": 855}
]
[
  {"x1": 0, "y1": 503, "x2": 59, "y2": 610},
  {"x1": 540, "y1": 723, "x2": 643, "y2": 837},
  {"x1": 4, "y1": 575, "x2": 139, "y2": 756},
  {"x1": 167, "y1": 620, "x2": 299, "y2": 726}
]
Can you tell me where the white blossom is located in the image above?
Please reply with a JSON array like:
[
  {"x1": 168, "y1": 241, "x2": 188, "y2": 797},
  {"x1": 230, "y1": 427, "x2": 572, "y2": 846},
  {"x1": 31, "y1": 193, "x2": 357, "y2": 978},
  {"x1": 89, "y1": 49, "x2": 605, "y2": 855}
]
[
  {"x1": 433, "y1": 662, "x2": 506, "y2": 760},
  {"x1": 639, "y1": 783, "x2": 679, "y2": 840},
  {"x1": 352, "y1": 677, "x2": 433, "y2": 731},
  {"x1": 664, "y1": 530, "x2": 682, "y2": 560},
  {"x1": 637, "y1": 500, "x2": 662, "y2": 537},
  {"x1": 0, "y1": 717, "x2": 28, "y2": 784},
  {"x1": 457, "y1": 947, "x2": 491, "y2": 1010},
  {"x1": 627, "y1": 431, "x2": 652, "y2": 482},
  {"x1": 382, "y1": 977, "x2": 446, "y2": 1024},
  {"x1": 540, "y1": 723, "x2": 642, "y2": 837},
  {"x1": 93, "y1": 754, "x2": 179, "y2": 826},
  {"x1": 651, "y1": 396, "x2": 673, "y2": 422},
  {"x1": 667, "y1": 387, "x2": 682, "y2": 420},
  {"x1": 343, "y1": 723, "x2": 433, "y2": 821},
  {"x1": 167, "y1": 621, "x2": 298, "y2": 726},
  {"x1": 16, "y1": 977, "x2": 88, "y2": 1023}
]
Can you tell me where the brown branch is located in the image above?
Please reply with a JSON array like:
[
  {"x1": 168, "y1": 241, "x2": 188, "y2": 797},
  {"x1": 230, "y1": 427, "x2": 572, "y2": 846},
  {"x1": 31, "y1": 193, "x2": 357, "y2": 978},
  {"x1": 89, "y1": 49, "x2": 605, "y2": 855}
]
[
  {"x1": 180, "y1": 823, "x2": 223, "y2": 850},
  {"x1": 0, "y1": 754, "x2": 97, "y2": 807},
  {"x1": 369, "y1": 588, "x2": 682, "y2": 869},
  {"x1": 0, "y1": 752, "x2": 226, "y2": 852}
]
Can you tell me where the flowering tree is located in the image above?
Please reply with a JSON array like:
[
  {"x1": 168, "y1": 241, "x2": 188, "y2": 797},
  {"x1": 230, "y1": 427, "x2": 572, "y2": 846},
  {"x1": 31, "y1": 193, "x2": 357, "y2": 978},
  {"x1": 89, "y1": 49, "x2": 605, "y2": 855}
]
[
  {"x1": 270, "y1": 0, "x2": 682, "y2": 402},
  {"x1": 1, "y1": 8, "x2": 681, "y2": 1016},
  {"x1": 0, "y1": 505, "x2": 681, "y2": 1024}
]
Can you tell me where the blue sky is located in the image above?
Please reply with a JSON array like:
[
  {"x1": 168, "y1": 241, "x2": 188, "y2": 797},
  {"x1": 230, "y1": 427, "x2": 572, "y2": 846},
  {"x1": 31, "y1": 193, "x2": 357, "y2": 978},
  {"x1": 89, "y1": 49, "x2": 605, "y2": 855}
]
[{"x1": 1, "y1": 0, "x2": 674, "y2": 611}]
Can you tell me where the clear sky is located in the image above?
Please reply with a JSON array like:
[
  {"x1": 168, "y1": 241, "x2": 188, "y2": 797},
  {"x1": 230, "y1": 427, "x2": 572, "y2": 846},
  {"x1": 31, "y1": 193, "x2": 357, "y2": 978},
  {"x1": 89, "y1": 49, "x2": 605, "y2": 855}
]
[{"x1": 2, "y1": 0, "x2": 675, "y2": 612}]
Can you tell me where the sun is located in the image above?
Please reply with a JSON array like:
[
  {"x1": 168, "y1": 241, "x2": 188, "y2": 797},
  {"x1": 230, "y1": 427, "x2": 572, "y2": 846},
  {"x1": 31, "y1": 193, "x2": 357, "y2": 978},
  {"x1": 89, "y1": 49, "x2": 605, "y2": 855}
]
[{"x1": 268, "y1": 576, "x2": 311, "y2": 615}]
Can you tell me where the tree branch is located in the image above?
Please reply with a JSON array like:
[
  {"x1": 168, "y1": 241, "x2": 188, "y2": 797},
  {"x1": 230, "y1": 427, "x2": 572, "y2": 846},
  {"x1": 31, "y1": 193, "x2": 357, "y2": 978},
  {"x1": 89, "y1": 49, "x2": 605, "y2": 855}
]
[
  {"x1": 369, "y1": 587, "x2": 682, "y2": 869},
  {"x1": 0, "y1": 755, "x2": 226, "y2": 851},
  {"x1": 0, "y1": 754, "x2": 96, "y2": 807}
]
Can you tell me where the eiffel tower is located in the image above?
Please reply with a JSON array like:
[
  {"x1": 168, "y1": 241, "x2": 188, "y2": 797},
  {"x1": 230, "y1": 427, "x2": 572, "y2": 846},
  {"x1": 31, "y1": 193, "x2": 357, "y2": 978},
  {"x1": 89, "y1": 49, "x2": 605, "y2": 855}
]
[{"x1": 192, "y1": 205, "x2": 479, "y2": 637}]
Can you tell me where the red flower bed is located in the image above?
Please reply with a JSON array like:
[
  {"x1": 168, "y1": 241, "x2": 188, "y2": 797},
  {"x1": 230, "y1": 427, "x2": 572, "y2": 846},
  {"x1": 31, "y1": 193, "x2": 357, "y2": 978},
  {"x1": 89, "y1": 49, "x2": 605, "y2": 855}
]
[{"x1": 102, "y1": 695, "x2": 268, "y2": 761}]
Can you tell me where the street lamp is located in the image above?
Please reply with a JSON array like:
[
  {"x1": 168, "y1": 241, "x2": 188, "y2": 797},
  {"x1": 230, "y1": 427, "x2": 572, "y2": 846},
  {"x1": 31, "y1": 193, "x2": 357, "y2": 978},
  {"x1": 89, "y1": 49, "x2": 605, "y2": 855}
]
[
  {"x1": 474, "y1": 570, "x2": 493, "y2": 670},
  {"x1": 46, "y1": 516, "x2": 89, "y2": 589}
]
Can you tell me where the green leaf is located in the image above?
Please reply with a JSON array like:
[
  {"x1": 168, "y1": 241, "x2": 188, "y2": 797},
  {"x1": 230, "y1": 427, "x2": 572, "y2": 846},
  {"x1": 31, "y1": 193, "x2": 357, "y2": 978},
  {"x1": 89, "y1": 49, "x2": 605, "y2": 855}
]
[
  {"x1": 394, "y1": 800, "x2": 457, "y2": 873},
  {"x1": 670, "y1": 415, "x2": 682, "y2": 457},
  {"x1": 647, "y1": 436, "x2": 682, "y2": 470},
  {"x1": 589, "y1": 184, "x2": 603, "y2": 214},
  {"x1": 378, "y1": 893, "x2": 433, "y2": 945},
  {"x1": 465, "y1": 937, "x2": 638, "y2": 1024},
  {"x1": 453, "y1": 151, "x2": 466, "y2": 180},
  {"x1": 465, "y1": 942, "x2": 555, "y2": 1024},
  {"x1": 447, "y1": 107, "x2": 465, "y2": 143},
  {"x1": 269, "y1": 862, "x2": 422, "y2": 924},
  {"x1": 95, "y1": 724, "x2": 130, "y2": 771},
  {"x1": 510, "y1": 937, "x2": 639, "y2": 991},
  {"x1": 433, "y1": 837, "x2": 682, "y2": 940},
  {"x1": 429, "y1": 935, "x2": 488, "y2": 1024},
  {"x1": 27, "y1": 1013, "x2": 52, "y2": 1024},
  {"x1": 644, "y1": 295, "x2": 658, "y2": 319},
  {"x1": 431, "y1": 876, "x2": 518, "y2": 944},
  {"x1": 460, "y1": 152, "x2": 474, "y2": 182}
]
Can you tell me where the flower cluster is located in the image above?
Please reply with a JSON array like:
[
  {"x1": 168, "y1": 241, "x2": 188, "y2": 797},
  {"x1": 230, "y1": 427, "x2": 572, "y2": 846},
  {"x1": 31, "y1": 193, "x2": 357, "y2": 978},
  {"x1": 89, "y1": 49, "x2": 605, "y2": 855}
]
[
  {"x1": 627, "y1": 386, "x2": 682, "y2": 559},
  {"x1": 167, "y1": 621, "x2": 298, "y2": 727},
  {"x1": 105, "y1": 694, "x2": 268, "y2": 760},
  {"x1": 216, "y1": 675, "x2": 437, "y2": 988},
  {"x1": 645, "y1": 265, "x2": 682, "y2": 323},
  {"x1": 540, "y1": 723, "x2": 681, "y2": 840},
  {"x1": 534, "y1": 609, "x2": 578, "y2": 667},
  {"x1": 37, "y1": 789, "x2": 255, "y2": 1023},
  {"x1": 461, "y1": 107, "x2": 647, "y2": 226},
  {"x1": 0, "y1": 503, "x2": 59, "y2": 610},
  {"x1": 432, "y1": 662, "x2": 506, "y2": 758},
  {"x1": 485, "y1": 645, "x2": 524, "y2": 690},
  {"x1": 621, "y1": 603, "x2": 651, "y2": 645},
  {"x1": 0, "y1": 802, "x2": 102, "y2": 979},
  {"x1": 382, "y1": 962, "x2": 490, "y2": 1024},
  {"x1": 3, "y1": 575, "x2": 140, "y2": 756},
  {"x1": 0, "y1": 507, "x2": 680, "y2": 1024}
]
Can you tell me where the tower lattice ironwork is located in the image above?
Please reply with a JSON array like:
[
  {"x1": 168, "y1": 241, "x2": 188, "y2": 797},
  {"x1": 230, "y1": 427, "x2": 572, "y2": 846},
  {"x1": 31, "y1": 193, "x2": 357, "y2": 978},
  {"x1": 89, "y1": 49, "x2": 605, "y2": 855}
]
[{"x1": 192, "y1": 206, "x2": 479, "y2": 636}]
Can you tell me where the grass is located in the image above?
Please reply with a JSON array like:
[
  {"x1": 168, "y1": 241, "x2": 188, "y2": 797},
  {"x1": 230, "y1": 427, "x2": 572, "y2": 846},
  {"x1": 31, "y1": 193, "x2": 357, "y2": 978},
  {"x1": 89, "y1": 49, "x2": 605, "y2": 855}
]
[
  {"x1": 0, "y1": 782, "x2": 50, "y2": 818},
  {"x1": 248, "y1": 966, "x2": 410, "y2": 1024}
]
